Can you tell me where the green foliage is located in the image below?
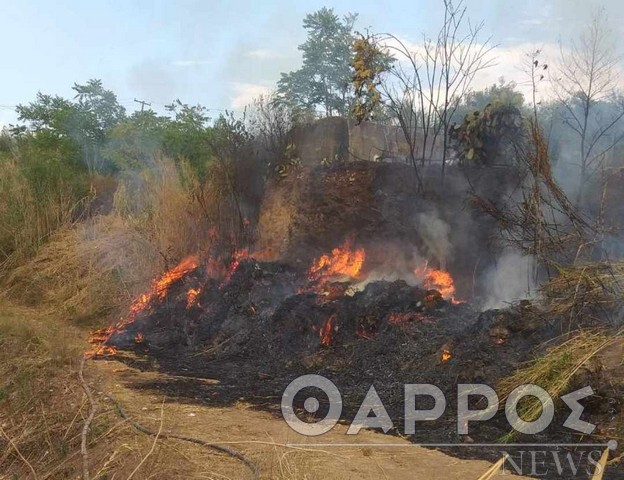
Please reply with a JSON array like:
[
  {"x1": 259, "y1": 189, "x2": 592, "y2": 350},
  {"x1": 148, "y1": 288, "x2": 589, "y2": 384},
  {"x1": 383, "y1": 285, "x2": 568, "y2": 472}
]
[
  {"x1": 276, "y1": 143, "x2": 301, "y2": 178},
  {"x1": 450, "y1": 82, "x2": 525, "y2": 165},
  {"x1": 452, "y1": 80, "x2": 525, "y2": 123},
  {"x1": 15, "y1": 132, "x2": 86, "y2": 198},
  {"x1": 16, "y1": 79, "x2": 126, "y2": 173},
  {"x1": 277, "y1": 8, "x2": 358, "y2": 117},
  {"x1": 105, "y1": 100, "x2": 219, "y2": 178},
  {"x1": 210, "y1": 112, "x2": 251, "y2": 158},
  {"x1": 3, "y1": 79, "x2": 266, "y2": 276},
  {"x1": 351, "y1": 33, "x2": 393, "y2": 124},
  {"x1": 450, "y1": 100, "x2": 524, "y2": 165},
  {"x1": 0, "y1": 131, "x2": 89, "y2": 271},
  {"x1": 161, "y1": 100, "x2": 215, "y2": 178},
  {"x1": 104, "y1": 110, "x2": 170, "y2": 170}
]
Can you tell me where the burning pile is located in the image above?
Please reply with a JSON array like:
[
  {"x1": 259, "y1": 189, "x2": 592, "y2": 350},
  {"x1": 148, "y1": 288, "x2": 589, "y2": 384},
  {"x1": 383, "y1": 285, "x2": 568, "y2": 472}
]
[
  {"x1": 86, "y1": 240, "x2": 623, "y2": 473},
  {"x1": 88, "y1": 256, "x2": 199, "y2": 355},
  {"x1": 88, "y1": 239, "x2": 464, "y2": 356},
  {"x1": 308, "y1": 240, "x2": 366, "y2": 283}
]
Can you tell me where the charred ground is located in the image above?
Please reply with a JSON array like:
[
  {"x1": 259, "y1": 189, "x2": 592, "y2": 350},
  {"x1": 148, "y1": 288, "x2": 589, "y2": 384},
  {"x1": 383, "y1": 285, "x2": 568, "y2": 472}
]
[{"x1": 87, "y1": 163, "x2": 624, "y2": 478}]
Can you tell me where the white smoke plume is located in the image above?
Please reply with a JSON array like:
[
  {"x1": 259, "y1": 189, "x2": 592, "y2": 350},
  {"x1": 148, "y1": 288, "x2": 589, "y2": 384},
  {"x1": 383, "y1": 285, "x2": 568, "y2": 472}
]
[
  {"x1": 416, "y1": 211, "x2": 452, "y2": 268},
  {"x1": 482, "y1": 250, "x2": 537, "y2": 309}
]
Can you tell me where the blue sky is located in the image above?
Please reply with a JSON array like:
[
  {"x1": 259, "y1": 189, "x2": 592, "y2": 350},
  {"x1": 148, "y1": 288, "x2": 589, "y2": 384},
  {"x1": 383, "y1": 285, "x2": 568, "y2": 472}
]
[{"x1": 1, "y1": 0, "x2": 623, "y2": 126}]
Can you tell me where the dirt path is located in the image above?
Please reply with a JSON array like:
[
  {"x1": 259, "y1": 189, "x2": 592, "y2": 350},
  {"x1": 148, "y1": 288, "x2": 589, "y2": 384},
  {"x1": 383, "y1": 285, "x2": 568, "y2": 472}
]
[{"x1": 92, "y1": 359, "x2": 528, "y2": 480}]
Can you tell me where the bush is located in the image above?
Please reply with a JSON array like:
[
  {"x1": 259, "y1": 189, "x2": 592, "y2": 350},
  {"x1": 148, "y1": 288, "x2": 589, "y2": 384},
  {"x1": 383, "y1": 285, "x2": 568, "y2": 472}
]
[
  {"x1": 0, "y1": 132, "x2": 89, "y2": 273},
  {"x1": 3, "y1": 157, "x2": 218, "y2": 325}
]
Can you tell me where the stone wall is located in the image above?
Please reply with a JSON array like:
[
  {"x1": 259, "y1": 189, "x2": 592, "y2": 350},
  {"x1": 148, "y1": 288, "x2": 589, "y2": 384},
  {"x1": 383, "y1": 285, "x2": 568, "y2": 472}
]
[{"x1": 289, "y1": 117, "x2": 443, "y2": 165}]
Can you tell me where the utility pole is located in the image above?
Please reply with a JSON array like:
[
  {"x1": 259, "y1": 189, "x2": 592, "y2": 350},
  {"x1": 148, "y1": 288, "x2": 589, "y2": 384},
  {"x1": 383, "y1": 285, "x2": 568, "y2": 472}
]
[{"x1": 134, "y1": 98, "x2": 151, "y2": 112}]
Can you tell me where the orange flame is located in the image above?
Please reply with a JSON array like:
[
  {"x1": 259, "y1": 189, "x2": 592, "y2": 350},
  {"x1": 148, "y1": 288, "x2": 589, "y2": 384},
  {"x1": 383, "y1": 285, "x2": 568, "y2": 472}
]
[
  {"x1": 423, "y1": 269, "x2": 455, "y2": 299},
  {"x1": 441, "y1": 347, "x2": 452, "y2": 362},
  {"x1": 222, "y1": 248, "x2": 249, "y2": 285},
  {"x1": 319, "y1": 314, "x2": 336, "y2": 346},
  {"x1": 205, "y1": 248, "x2": 251, "y2": 282},
  {"x1": 186, "y1": 288, "x2": 201, "y2": 308},
  {"x1": 87, "y1": 256, "x2": 199, "y2": 356},
  {"x1": 309, "y1": 240, "x2": 365, "y2": 282},
  {"x1": 152, "y1": 256, "x2": 199, "y2": 301},
  {"x1": 414, "y1": 262, "x2": 457, "y2": 301}
]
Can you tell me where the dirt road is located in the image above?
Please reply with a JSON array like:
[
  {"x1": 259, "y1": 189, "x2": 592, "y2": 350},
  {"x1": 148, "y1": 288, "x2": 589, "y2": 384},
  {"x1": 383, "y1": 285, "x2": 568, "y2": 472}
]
[{"x1": 93, "y1": 359, "x2": 528, "y2": 480}]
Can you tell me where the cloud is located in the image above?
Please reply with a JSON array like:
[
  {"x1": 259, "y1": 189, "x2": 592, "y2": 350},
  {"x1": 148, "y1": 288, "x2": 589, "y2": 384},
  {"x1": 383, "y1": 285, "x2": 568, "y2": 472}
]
[
  {"x1": 382, "y1": 36, "x2": 563, "y2": 103},
  {"x1": 247, "y1": 49, "x2": 286, "y2": 60},
  {"x1": 229, "y1": 82, "x2": 272, "y2": 109},
  {"x1": 520, "y1": 17, "x2": 545, "y2": 26},
  {"x1": 471, "y1": 43, "x2": 560, "y2": 98},
  {"x1": 172, "y1": 60, "x2": 214, "y2": 67}
]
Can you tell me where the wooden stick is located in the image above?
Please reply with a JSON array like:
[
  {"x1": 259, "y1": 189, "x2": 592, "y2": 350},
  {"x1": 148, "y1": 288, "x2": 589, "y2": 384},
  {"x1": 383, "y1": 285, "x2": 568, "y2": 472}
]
[
  {"x1": 0, "y1": 424, "x2": 39, "y2": 480},
  {"x1": 591, "y1": 447, "x2": 610, "y2": 480},
  {"x1": 127, "y1": 397, "x2": 165, "y2": 480},
  {"x1": 78, "y1": 355, "x2": 97, "y2": 480},
  {"x1": 476, "y1": 455, "x2": 507, "y2": 480},
  {"x1": 104, "y1": 391, "x2": 259, "y2": 479}
]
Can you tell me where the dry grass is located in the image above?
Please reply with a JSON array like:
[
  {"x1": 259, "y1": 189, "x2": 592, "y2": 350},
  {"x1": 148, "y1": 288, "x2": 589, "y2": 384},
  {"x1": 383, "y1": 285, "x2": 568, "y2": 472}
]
[
  {"x1": 4, "y1": 216, "x2": 156, "y2": 325},
  {"x1": 265, "y1": 447, "x2": 316, "y2": 480},
  {"x1": 0, "y1": 301, "x2": 250, "y2": 479},
  {"x1": 0, "y1": 155, "x2": 87, "y2": 274},
  {"x1": 0, "y1": 156, "x2": 239, "y2": 477},
  {"x1": 497, "y1": 328, "x2": 621, "y2": 442},
  {"x1": 2, "y1": 157, "x2": 218, "y2": 326},
  {"x1": 541, "y1": 261, "x2": 624, "y2": 324},
  {"x1": 0, "y1": 300, "x2": 86, "y2": 477},
  {"x1": 112, "y1": 157, "x2": 217, "y2": 263},
  {"x1": 0, "y1": 155, "x2": 264, "y2": 478}
]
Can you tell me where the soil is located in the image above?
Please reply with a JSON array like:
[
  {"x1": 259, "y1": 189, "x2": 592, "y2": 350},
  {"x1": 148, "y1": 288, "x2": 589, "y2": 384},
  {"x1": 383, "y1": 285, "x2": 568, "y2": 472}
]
[{"x1": 94, "y1": 359, "x2": 532, "y2": 479}]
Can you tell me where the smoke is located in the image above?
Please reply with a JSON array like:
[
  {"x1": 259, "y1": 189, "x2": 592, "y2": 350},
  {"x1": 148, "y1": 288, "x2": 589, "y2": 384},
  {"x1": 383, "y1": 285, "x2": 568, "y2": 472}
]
[
  {"x1": 415, "y1": 210, "x2": 453, "y2": 268},
  {"x1": 482, "y1": 250, "x2": 537, "y2": 309}
]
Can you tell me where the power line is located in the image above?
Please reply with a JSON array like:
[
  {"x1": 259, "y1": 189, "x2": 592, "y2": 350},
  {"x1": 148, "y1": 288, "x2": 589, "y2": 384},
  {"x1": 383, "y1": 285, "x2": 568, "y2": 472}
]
[{"x1": 133, "y1": 98, "x2": 151, "y2": 112}]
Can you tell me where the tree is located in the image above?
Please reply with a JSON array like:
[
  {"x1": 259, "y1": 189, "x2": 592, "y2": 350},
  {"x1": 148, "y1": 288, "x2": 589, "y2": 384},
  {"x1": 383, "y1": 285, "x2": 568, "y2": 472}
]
[
  {"x1": 453, "y1": 79, "x2": 524, "y2": 121},
  {"x1": 351, "y1": 32, "x2": 394, "y2": 124},
  {"x1": 104, "y1": 109, "x2": 170, "y2": 170},
  {"x1": 277, "y1": 8, "x2": 357, "y2": 117},
  {"x1": 380, "y1": 0, "x2": 494, "y2": 184},
  {"x1": 553, "y1": 8, "x2": 624, "y2": 205},
  {"x1": 104, "y1": 100, "x2": 216, "y2": 176},
  {"x1": 161, "y1": 99, "x2": 214, "y2": 177},
  {"x1": 16, "y1": 79, "x2": 126, "y2": 173},
  {"x1": 450, "y1": 100, "x2": 523, "y2": 165},
  {"x1": 449, "y1": 80, "x2": 525, "y2": 164},
  {"x1": 246, "y1": 92, "x2": 297, "y2": 167}
]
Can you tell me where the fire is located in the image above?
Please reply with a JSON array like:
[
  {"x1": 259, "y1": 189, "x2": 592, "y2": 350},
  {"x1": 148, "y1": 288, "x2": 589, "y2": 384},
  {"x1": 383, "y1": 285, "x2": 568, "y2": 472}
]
[
  {"x1": 152, "y1": 256, "x2": 199, "y2": 301},
  {"x1": 87, "y1": 255, "x2": 199, "y2": 356},
  {"x1": 186, "y1": 288, "x2": 201, "y2": 308},
  {"x1": 423, "y1": 269, "x2": 455, "y2": 299},
  {"x1": 222, "y1": 248, "x2": 249, "y2": 285},
  {"x1": 319, "y1": 314, "x2": 336, "y2": 346},
  {"x1": 205, "y1": 248, "x2": 251, "y2": 282},
  {"x1": 135, "y1": 332, "x2": 145, "y2": 344},
  {"x1": 308, "y1": 240, "x2": 365, "y2": 282},
  {"x1": 441, "y1": 347, "x2": 452, "y2": 362},
  {"x1": 414, "y1": 261, "x2": 458, "y2": 301}
]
